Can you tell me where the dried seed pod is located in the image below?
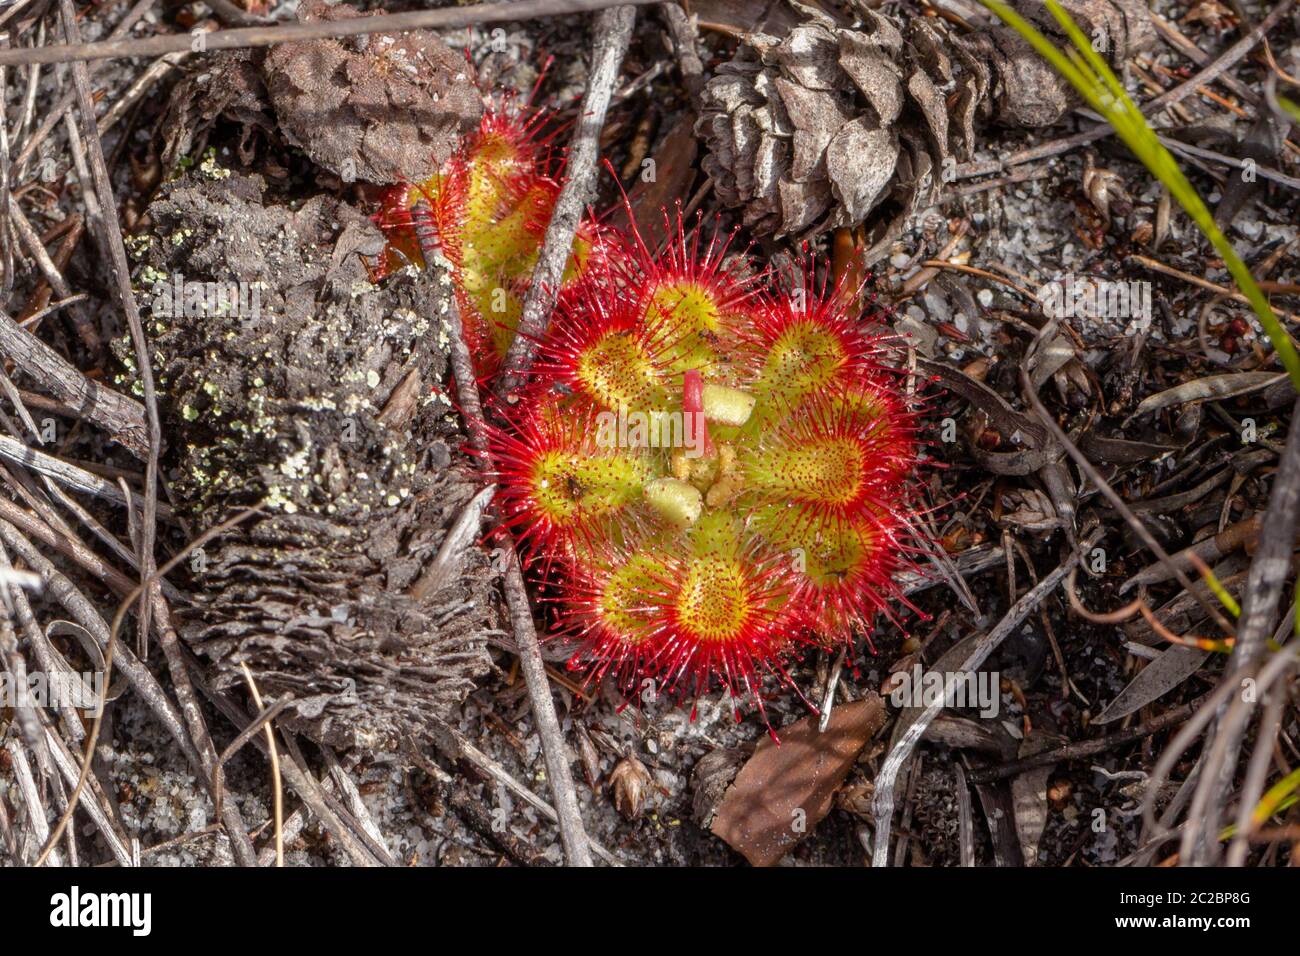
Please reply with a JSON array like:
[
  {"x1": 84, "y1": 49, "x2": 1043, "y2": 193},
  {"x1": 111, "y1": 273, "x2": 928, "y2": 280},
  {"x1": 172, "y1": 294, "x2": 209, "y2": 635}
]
[
  {"x1": 136, "y1": 171, "x2": 493, "y2": 748},
  {"x1": 609, "y1": 754, "x2": 653, "y2": 820},
  {"x1": 696, "y1": 0, "x2": 1153, "y2": 257}
]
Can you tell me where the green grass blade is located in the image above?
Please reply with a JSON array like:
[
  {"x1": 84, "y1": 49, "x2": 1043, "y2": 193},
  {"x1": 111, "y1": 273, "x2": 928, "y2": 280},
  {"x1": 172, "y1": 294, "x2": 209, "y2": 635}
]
[
  {"x1": 1252, "y1": 767, "x2": 1300, "y2": 826},
  {"x1": 1185, "y1": 553, "x2": 1241, "y2": 618},
  {"x1": 1277, "y1": 95, "x2": 1300, "y2": 126}
]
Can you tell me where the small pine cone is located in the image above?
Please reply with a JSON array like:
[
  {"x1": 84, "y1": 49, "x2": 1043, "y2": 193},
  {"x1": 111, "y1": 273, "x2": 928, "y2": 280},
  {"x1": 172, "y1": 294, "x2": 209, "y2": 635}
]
[
  {"x1": 137, "y1": 171, "x2": 495, "y2": 750},
  {"x1": 697, "y1": 0, "x2": 1153, "y2": 255}
]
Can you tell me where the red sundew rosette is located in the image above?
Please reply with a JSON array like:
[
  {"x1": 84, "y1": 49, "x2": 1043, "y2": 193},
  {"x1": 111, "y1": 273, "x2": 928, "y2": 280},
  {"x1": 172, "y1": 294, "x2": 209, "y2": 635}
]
[
  {"x1": 372, "y1": 100, "x2": 604, "y2": 375},
  {"x1": 491, "y1": 212, "x2": 927, "y2": 714}
]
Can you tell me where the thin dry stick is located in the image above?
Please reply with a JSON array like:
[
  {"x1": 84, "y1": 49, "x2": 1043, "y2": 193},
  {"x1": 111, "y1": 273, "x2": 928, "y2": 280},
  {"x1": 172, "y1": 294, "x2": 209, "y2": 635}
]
[
  {"x1": 659, "y1": 2, "x2": 705, "y2": 108},
  {"x1": 194, "y1": 669, "x2": 390, "y2": 867},
  {"x1": 0, "y1": 434, "x2": 157, "y2": 509},
  {"x1": 1151, "y1": 12, "x2": 1259, "y2": 105},
  {"x1": 41, "y1": 722, "x2": 133, "y2": 866},
  {"x1": 427, "y1": 717, "x2": 622, "y2": 866},
  {"x1": 214, "y1": 698, "x2": 293, "y2": 790},
  {"x1": 56, "y1": 0, "x2": 262, "y2": 866},
  {"x1": 96, "y1": 23, "x2": 217, "y2": 136},
  {"x1": 954, "y1": 763, "x2": 974, "y2": 868},
  {"x1": 58, "y1": 0, "x2": 162, "y2": 656},
  {"x1": 965, "y1": 695, "x2": 1206, "y2": 784},
  {"x1": 1133, "y1": 253, "x2": 1300, "y2": 323},
  {"x1": 1020, "y1": 366, "x2": 1237, "y2": 639},
  {"x1": 12, "y1": 0, "x2": 157, "y2": 175},
  {"x1": 1159, "y1": 135, "x2": 1300, "y2": 191},
  {"x1": 0, "y1": 519, "x2": 201, "y2": 767},
  {"x1": 0, "y1": 306, "x2": 147, "y2": 457},
  {"x1": 494, "y1": 4, "x2": 637, "y2": 401},
  {"x1": 1226, "y1": 674, "x2": 1287, "y2": 866},
  {"x1": 1180, "y1": 648, "x2": 1299, "y2": 864},
  {"x1": 411, "y1": 483, "x2": 496, "y2": 600},
  {"x1": 410, "y1": 206, "x2": 593, "y2": 862},
  {"x1": 0, "y1": 0, "x2": 659, "y2": 67},
  {"x1": 7, "y1": 739, "x2": 60, "y2": 865},
  {"x1": 436, "y1": 282, "x2": 595, "y2": 866},
  {"x1": 240, "y1": 663, "x2": 284, "y2": 868},
  {"x1": 0, "y1": 37, "x2": 13, "y2": 294}
]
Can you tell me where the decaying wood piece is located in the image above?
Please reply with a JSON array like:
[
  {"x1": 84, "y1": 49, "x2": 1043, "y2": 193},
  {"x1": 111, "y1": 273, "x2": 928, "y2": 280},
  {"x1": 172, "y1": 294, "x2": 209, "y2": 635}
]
[
  {"x1": 697, "y1": 0, "x2": 1154, "y2": 257},
  {"x1": 133, "y1": 169, "x2": 494, "y2": 749}
]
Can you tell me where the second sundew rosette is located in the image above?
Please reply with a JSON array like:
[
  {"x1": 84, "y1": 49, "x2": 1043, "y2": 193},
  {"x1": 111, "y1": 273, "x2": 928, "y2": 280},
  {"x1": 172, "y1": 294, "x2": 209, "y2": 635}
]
[
  {"x1": 375, "y1": 100, "x2": 602, "y2": 376},
  {"x1": 491, "y1": 220, "x2": 927, "y2": 711}
]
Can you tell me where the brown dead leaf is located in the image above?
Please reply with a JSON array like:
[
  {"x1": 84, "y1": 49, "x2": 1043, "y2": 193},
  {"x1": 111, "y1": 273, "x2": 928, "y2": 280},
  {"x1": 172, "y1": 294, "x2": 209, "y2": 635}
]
[{"x1": 711, "y1": 694, "x2": 886, "y2": 866}]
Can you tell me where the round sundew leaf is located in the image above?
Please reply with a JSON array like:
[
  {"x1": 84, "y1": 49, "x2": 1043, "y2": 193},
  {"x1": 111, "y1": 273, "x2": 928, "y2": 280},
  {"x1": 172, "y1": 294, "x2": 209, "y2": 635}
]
[
  {"x1": 672, "y1": 553, "x2": 760, "y2": 644},
  {"x1": 493, "y1": 394, "x2": 664, "y2": 560},
  {"x1": 596, "y1": 551, "x2": 676, "y2": 645},
  {"x1": 820, "y1": 376, "x2": 919, "y2": 481},
  {"x1": 562, "y1": 231, "x2": 598, "y2": 286},
  {"x1": 527, "y1": 449, "x2": 649, "y2": 528},
  {"x1": 553, "y1": 538, "x2": 677, "y2": 693},
  {"x1": 752, "y1": 317, "x2": 852, "y2": 413},
  {"x1": 482, "y1": 287, "x2": 526, "y2": 361},
  {"x1": 642, "y1": 279, "x2": 727, "y2": 374},
  {"x1": 750, "y1": 503, "x2": 880, "y2": 589},
  {"x1": 742, "y1": 432, "x2": 871, "y2": 510},
  {"x1": 458, "y1": 131, "x2": 535, "y2": 230},
  {"x1": 575, "y1": 329, "x2": 669, "y2": 412},
  {"x1": 747, "y1": 503, "x2": 902, "y2": 641}
]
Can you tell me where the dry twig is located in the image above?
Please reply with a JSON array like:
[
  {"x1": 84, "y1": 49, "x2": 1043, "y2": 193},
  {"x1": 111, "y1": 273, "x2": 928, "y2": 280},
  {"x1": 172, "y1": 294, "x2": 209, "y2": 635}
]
[
  {"x1": 494, "y1": 4, "x2": 637, "y2": 401},
  {"x1": 0, "y1": 0, "x2": 659, "y2": 67}
]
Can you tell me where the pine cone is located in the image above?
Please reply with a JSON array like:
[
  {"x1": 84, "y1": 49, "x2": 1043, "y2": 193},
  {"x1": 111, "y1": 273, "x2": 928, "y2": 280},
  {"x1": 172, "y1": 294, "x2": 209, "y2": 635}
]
[
  {"x1": 697, "y1": 0, "x2": 1153, "y2": 256},
  {"x1": 138, "y1": 172, "x2": 495, "y2": 750}
]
